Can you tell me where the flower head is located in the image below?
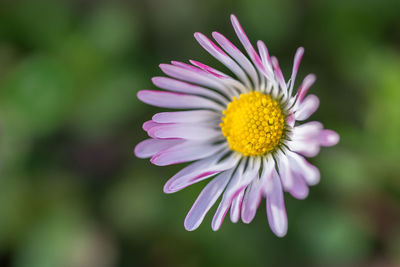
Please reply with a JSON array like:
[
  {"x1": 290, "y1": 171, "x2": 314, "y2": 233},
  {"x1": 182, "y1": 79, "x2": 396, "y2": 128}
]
[{"x1": 135, "y1": 15, "x2": 339, "y2": 237}]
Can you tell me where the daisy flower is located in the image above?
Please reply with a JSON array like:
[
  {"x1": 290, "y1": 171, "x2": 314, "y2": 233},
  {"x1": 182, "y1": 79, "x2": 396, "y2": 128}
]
[{"x1": 134, "y1": 15, "x2": 339, "y2": 237}]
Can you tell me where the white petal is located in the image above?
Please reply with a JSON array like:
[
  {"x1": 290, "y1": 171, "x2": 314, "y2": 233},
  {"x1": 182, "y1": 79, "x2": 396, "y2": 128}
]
[{"x1": 241, "y1": 174, "x2": 263, "y2": 224}]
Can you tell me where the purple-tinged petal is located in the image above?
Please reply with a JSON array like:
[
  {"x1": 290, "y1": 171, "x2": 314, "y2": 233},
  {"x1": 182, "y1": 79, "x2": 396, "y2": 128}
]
[
  {"x1": 230, "y1": 15, "x2": 266, "y2": 76},
  {"x1": 194, "y1": 32, "x2": 251, "y2": 88},
  {"x1": 148, "y1": 124, "x2": 221, "y2": 141},
  {"x1": 184, "y1": 169, "x2": 233, "y2": 231},
  {"x1": 286, "y1": 113, "x2": 295, "y2": 128},
  {"x1": 266, "y1": 169, "x2": 288, "y2": 237},
  {"x1": 134, "y1": 138, "x2": 184, "y2": 159},
  {"x1": 212, "y1": 31, "x2": 260, "y2": 88},
  {"x1": 241, "y1": 174, "x2": 263, "y2": 224},
  {"x1": 189, "y1": 60, "x2": 228, "y2": 79},
  {"x1": 212, "y1": 157, "x2": 261, "y2": 230},
  {"x1": 286, "y1": 150, "x2": 320, "y2": 186},
  {"x1": 271, "y1": 56, "x2": 288, "y2": 96},
  {"x1": 142, "y1": 120, "x2": 160, "y2": 131},
  {"x1": 294, "y1": 94, "x2": 320, "y2": 121},
  {"x1": 256, "y1": 41, "x2": 274, "y2": 78},
  {"x1": 288, "y1": 139, "x2": 320, "y2": 158},
  {"x1": 152, "y1": 77, "x2": 228, "y2": 104},
  {"x1": 151, "y1": 142, "x2": 225, "y2": 166},
  {"x1": 276, "y1": 151, "x2": 294, "y2": 191},
  {"x1": 289, "y1": 173, "x2": 309, "y2": 200},
  {"x1": 294, "y1": 74, "x2": 316, "y2": 105},
  {"x1": 288, "y1": 47, "x2": 304, "y2": 97},
  {"x1": 137, "y1": 90, "x2": 223, "y2": 110},
  {"x1": 212, "y1": 160, "x2": 245, "y2": 231},
  {"x1": 159, "y1": 64, "x2": 233, "y2": 97},
  {"x1": 164, "y1": 151, "x2": 240, "y2": 193},
  {"x1": 319, "y1": 129, "x2": 340, "y2": 147},
  {"x1": 152, "y1": 110, "x2": 220, "y2": 124},
  {"x1": 230, "y1": 189, "x2": 245, "y2": 223}
]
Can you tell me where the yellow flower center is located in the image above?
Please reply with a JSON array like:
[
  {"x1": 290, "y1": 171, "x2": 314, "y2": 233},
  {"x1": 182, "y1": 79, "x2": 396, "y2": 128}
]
[{"x1": 220, "y1": 91, "x2": 285, "y2": 156}]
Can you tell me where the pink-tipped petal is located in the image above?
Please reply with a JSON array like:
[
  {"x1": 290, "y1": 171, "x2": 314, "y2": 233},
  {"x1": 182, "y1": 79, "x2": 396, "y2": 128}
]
[
  {"x1": 276, "y1": 152, "x2": 294, "y2": 191},
  {"x1": 194, "y1": 32, "x2": 251, "y2": 87},
  {"x1": 152, "y1": 77, "x2": 228, "y2": 104},
  {"x1": 288, "y1": 47, "x2": 304, "y2": 96},
  {"x1": 266, "y1": 170, "x2": 288, "y2": 237},
  {"x1": 137, "y1": 90, "x2": 223, "y2": 110},
  {"x1": 212, "y1": 31, "x2": 260, "y2": 88},
  {"x1": 289, "y1": 173, "x2": 309, "y2": 200},
  {"x1": 256, "y1": 41, "x2": 274, "y2": 80},
  {"x1": 212, "y1": 157, "x2": 261, "y2": 230},
  {"x1": 319, "y1": 129, "x2": 340, "y2": 147},
  {"x1": 151, "y1": 142, "x2": 224, "y2": 166},
  {"x1": 286, "y1": 151, "x2": 320, "y2": 186},
  {"x1": 230, "y1": 189, "x2": 245, "y2": 223},
  {"x1": 241, "y1": 175, "x2": 263, "y2": 224},
  {"x1": 184, "y1": 169, "x2": 233, "y2": 231},
  {"x1": 159, "y1": 64, "x2": 230, "y2": 96},
  {"x1": 142, "y1": 120, "x2": 160, "y2": 131},
  {"x1": 134, "y1": 138, "x2": 183, "y2": 159},
  {"x1": 230, "y1": 15, "x2": 265, "y2": 75},
  {"x1": 152, "y1": 110, "x2": 219, "y2": 124},
  {"x1": 271, "y1": 56, "x2": 287, "y2": 94},
  {"x1": 164, "y1": 152, "x2": 240, "y2": 193},
  {"x1": 294, "y1": 94, "x2": 320, "y2": 121},
  {"x1": 295, "y1": 74, "x2": 316, "y2": 104},
  {"x1": 189, "y1": 60, "x2": 227, "y2": 79}
]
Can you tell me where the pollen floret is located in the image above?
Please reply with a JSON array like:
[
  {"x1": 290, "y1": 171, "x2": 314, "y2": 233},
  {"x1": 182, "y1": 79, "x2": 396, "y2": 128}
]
[{"x1": 220, "y1": 91, "x2": 285, "y2": 156}]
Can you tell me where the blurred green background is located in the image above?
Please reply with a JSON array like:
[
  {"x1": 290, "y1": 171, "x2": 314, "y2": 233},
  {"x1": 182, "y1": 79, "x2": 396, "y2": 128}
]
[{"x1": 0, "y1": 0, "x2": 400, "y2": 266}]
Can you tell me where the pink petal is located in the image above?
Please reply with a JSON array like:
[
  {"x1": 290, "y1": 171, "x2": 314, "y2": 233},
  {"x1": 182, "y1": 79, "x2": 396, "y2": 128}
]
[
  {"x1": 194, "y1": 32, "x2": 251, "y2": 87},
  {"x1": 271, "y1": 56, "x2": 287, "y2": 95},
  {"x1": 288, "y1": 47, "x2": 304, "y2": 97},
  {"x1": 241, "y1": 174, "x2": 263, "y2": 224},
  {"x1": 151, "y1": 142, "x2": 224, "y2": 166},
  {"x1": 256, "y1": 41, "x2": 274, "y2": 80},
  {"x1": 159, "y1": 64, "x2": 230, "y2": 96},
  {"x1": 137, "y1": 90, "x2": 223, "y2": 110},
  {"x1": 319, "y1": 129, "x2": 340, "y2": 147},
  {"x1": 230, "y1": 189, "x2": 245, "y2": 223},
  {"x1": 152, "y1": 76, "x2": 228, "y2": 104},
  {"x1": 212, "y1": 31, "x2": 260, "y2": 88},
  {"x1": 276, "y1": 151, "x2": 294, "y2": 191},
  {"x1": 184, "y1": 169, "x2": 233, "y2": 231},
  {"x1": 230, "y1": 15, "x2": 265, "y2": 75},
  {"x1": 294, "y1": 94, "x2": 320, "y2": 121},
  {"x1": 152, "y1": 110, "x2": 220, "y2": 124},
  {"x1": 286, "y1": 150, "x2": 320, "y2": 186},
  {"x1": 212, "y1": 157, "x2": 261, "y2": 230},
  {"x1": 142, "y1": 120, "x2": 161, "y2": 131},
  {"x1": 134, "y1": 138, "x2": 184, "y2": 159},
  {"x1": 189, "y1": 60, "x2": 228, "y2": 79},
  {"x1": 163, "y1": 152, "x2": 240, "y2": 193},
  {"x1": 295, "y1": 74, "x2": 316, "y2": 104},
  {"x1": 266, "y1": 169, "x2": 288, "y2": 237}
]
